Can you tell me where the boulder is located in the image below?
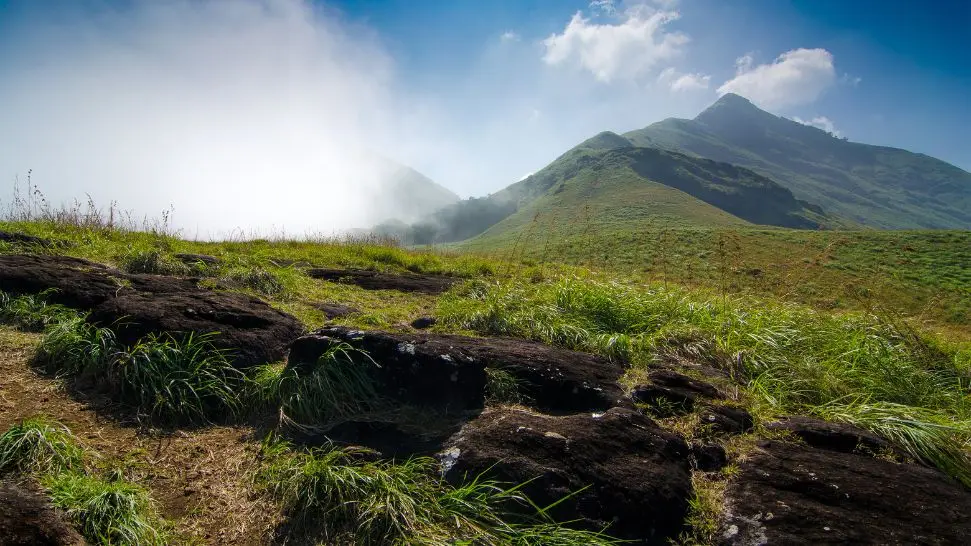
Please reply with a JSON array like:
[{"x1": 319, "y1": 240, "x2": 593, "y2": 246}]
[
  {"x1": 312, "y1": 302, "x2": 359, "y2": 319},
  {"x1": 441, "y1": 406, "x2": 693, "y2": 543},
  {"x1": 765, "y1": 416, "x2": 893, "y2": 456},
  {"x1": 305, "y1": 268, "x2": 456, "y2": 294},
  {"x1": 631, "y1": 369, "x2": 725, "y2": 415},
  {"x1": 720, "y1": 441, "x2": 971, "y2": 545},
  {"x1": 0, "y1": 481, "x2": 86, "y2": 545},
  {"x1": 292, "y1": 326, "x2": 626, "y2": 413},
  {"x1": 0, "y1": 254, "x2": 304, "y2": 368},
  {"x1": 173, "y1": 253, "x2": 220, "y2": 266},
  {"x1": 690, "y1": 441, "x2": 728, "y2": 471},
  {"x1": 0, "y1": 230, "x2": 58, "y2": 248},
  {"x1": 410, "y1": 316, "x2": 437, "y2": 329},
  {"x1": 698, "y1": 404, "x2": 754, "y2": 436}
]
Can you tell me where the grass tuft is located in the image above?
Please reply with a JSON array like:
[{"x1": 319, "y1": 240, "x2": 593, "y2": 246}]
[
  {"x1": 0, "y1": 289, "x2": 76, "y2": 332},
  {"x1": 43, "y1": 472, "x2": 166, "y2": 545},
  {"x1": 0, "y1": 417, "x2": 85, "y2": 476},
  {"x1": 120, "y1": 248, "x2": 190, "y2": 276},
  {"x1": 256, "y1": 438, "x2": 621, "y2": 545},
  {"x1": 275, "y1": 342, "x2": 382, "y2": 428}
]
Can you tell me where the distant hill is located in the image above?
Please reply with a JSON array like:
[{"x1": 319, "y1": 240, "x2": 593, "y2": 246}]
[
  {"x1": 380, "y1": 130, "x2": 842, "y2": 245},
  {"x1": 625, "y1": 93, "x2": 971, "y2": 229},
  {"x1": 367, "y1": 156, "x2": 460, "y2": 224}
]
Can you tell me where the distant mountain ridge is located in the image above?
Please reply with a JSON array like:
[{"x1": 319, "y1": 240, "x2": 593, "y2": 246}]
[{"x1": 625, "y1": 93, "x2": 971, "y2": 229}]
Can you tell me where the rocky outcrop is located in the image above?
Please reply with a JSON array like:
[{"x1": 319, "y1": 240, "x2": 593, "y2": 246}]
[
  {"x1": 631, "y1": 369, "x2": 725, "y2": 415},
  {"x1": 0, "y1": 254, "x2": 303, "y2": 368},
  {"x1": 765, "y1": 416, "x2": 894, "y2": 456},
  {"x1": 290, "y1": 326, "x2": 626, "y2": 414},
  {"x1": 440, "y1": 407, "x2": 693, "y2": 543},
  {"x1": 0, "y1": 481, "x2": 86, "y2": 545},
  {"x1": 305, "y1": 268, "x2": 457, "y2": 294},
  {"x1": 721, "y1": 441, "x2": 971, "y2": 545},
  {"x1": 0, "y1": 230, "x2": 59, "y2": 248}
]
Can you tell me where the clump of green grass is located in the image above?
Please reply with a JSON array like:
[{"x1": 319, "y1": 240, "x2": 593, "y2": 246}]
[
  {"x1": 440, "y1": 276, "x2": 971, "y2": 485},
  {"x1": 36, "y1": 314, "x2": 118, "y2": 377},
  {"x1": 43, "y1": 471, "x2": 166, "y2": 545},
  {"x1": 120, "y1": 248, "x2": 189, "y2": 276},
  {"x1": 220, "y1": 266, "x2": 286, "y2": 297},
  {"x1": 0, "y1": 289, "x2": 76, "y2": 332},
  {"x1": 485, "y1": 368, "x2": 527, "y2": 405},
  {"x1": 38, "y1": 316, "x2": 246, "y2": 425},
  {"x1": 273, "y1": 342, "x2": 381, "y2": 428},
  {"x1": 0, "y1": 417, "x2": 85, "y2": 476},
  {"x1": 256, "y1": 438, "x2": 620, "y2": 545},
  {"x1": 113, "y1": 332, "x2": 245, "y2": 425}
]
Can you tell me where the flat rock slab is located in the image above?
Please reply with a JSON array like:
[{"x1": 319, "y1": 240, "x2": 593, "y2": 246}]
[
  {"x1": 0, "y1": 254, "x2": 304, "y2": 368},
  {"x1": 291, "y1": 326, "x2": 626, "y2": 413},
  {"x1": 721, "y1": 441, "x2": 971, "y2": 545},
  {"x1": 306, "y1": 268, "x2": 456, "y2": 294},
  {"x1": 765, "y1": 416, "x2": 893, "y2": 456},
  {"x1": 173, "y1": 253, "x2": 220, "y2": 265},
  {"x1": 0, "y1": 481, "x2": 86, "y2": 545},
  {"x1": 440, "y1": 406, "x2": 693, "y2": 543}
]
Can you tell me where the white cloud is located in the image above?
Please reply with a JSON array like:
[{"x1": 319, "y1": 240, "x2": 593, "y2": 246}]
[
  {"x1": 658, "y1": 67, "x2": 710, "y2": 92},
  {"x1": 792, "y1": 115, "x2": 841, "y2": 136},
  {"x1": 500, "y1": 30, "x2": 520, "y2": 42},
  {"x1": 717, "y1": 48, "x2": 836, "y2": 109},
  {"x1": 589, "y1": 0, "x2": 617, "y2": 16},
  {"x1": 542, "y1": 5, "x2": 688, "y2": 83}
]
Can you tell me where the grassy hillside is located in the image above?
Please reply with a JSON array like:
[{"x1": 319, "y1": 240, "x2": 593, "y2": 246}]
[
  {"x1": 625, "y1": 93, "x2": 971, "y2": 229},
  {"x1": 464, "y1": 223, "x2": 971, "y2": 334},
  {"x1": 1, "y1": 216, "x2": 969, "y2": 544},
  {"x1": 387, "y1": 131, "x2": 837, "y2": 245}
]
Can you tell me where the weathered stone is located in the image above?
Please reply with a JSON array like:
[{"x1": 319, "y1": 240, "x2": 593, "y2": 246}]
[
  {"x1": 631, "y1": 370, "x2": 725, "y2": 415},
  {"x1": 0, "y1": 481, "x2": 86, "y2": 545},
  {"x1": 312, "y1": 302, "x2": 359, "y2": 319},
  {"x1": 410, "y1": 316, "x2": 437, "y2": 329},
  {"x1": 698, "y1": 404, "x2": 755, "y2": 436},
  {"x1": 306, "y1": 268, "x2": 457, "y2": 294},
  {"x1": 721, "y1": 441, "x2": 971, "y2": 545},
  {"x1": 293, "y1": 326, "x2": 626, "y2": 413},
  {"x1": 691, "y1": 441, "x2": 728, "y2": 471},
  {"x1": 173, "y1": 253, "x2": 220, "y2": 266},
  {"x1": 766, "y1": 416, "x2": 893, "y2": 455},
  {"x1": 440, "y1": 407, "x2": 693, "y2": 544},
  {"x1": 0, "y1": 254, "x2": 304, "y2": 368}
]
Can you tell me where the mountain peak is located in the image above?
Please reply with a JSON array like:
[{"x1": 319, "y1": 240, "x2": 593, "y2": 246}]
[{"x1": 695, "y1": 93, "x2": 763, "y2": 121}]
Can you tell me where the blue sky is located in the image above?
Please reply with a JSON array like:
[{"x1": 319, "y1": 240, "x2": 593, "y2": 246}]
[{"x1": 0, "y1": 0, "x2": 968, "y2": 234}]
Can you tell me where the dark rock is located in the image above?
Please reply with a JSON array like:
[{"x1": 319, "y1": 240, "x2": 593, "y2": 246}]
[
  {"x1": 766, "y1": 416, "x2": 893, "y2": 456},
  {"x1": 721, "y1": 441, "x2": 971, "y2": 545},
  {"x1": 698, "y1": 404, "x2": 754, "y2": 436},
  {"x1": 173, "y1": 253, "x2": 220, "y2": 266},
  {"x1": 0, "y1": 230, "x2": 58, "y2": 248},
  {"x1": 312, "y1": 302, "x2": 359, "y2": 319},
  {"x1": 286, "y1": 330, "x2": 488, "y2": 414},
  {"x1": 0, "y1": 481, "x2": 86, "y2": 545},
  {"x1": 315, "y1": 418, "x2": 466, "y2": 460},
  {"x1": 293, "y1": 326, "x2": 626, "y2": 413},
  {"x1": 410, "y1": 316, "x2": 437, "y2": 329},
  {"x1": 306, "y1": 268, "x2": 456, "y2": 294},
  {"x1": 691, "y1": 441, "x2": 728, "y2": 471},
  {"x1": 0, "y1": 254, "x2": 304, "y2": 368},
  {"x1": 631, "y1": 370, "x2": 725, "y2": 415},
  {"x1": 440, "y1": 406, "x2": 693, "y2": 543}
]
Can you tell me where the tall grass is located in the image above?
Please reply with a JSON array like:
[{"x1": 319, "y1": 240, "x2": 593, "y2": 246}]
[
  {"x1": 0, "y1": 290, "x2": 76, "y2": 332},
  {"x1": 440, "y1": 276, "x2": 971, "y2": 484},
  {"x1": 43, "y1": 472, "x2": 167, "y2": 545},
  {"x1": 37, "y1": 317, "x2": 246, "y2": 425},
  {"x1": 0, "y1": 417, "x2": 85, "y2": 476},
  {"x1": 256, "y1": 438, "x2": 620, "y2": 545},
  {"x1": 114, "y1": 332, "x2": 245, "y2": 424},
  {"x1": 267, "y1": 342, "x2": 382, "y2": 429}
]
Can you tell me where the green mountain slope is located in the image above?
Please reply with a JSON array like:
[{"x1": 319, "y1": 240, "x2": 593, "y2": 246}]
[
  {"x1": 625, "y1": 93, "x2": 971, "y2": 229},
  {"x1": 464, "y1": 135, "x2": 839, "y2": 249}
]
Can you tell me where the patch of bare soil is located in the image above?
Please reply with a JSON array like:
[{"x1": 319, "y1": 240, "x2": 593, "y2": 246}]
[{"x1": 0, "y1": 328, "x2": 280, "y2": 545}]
